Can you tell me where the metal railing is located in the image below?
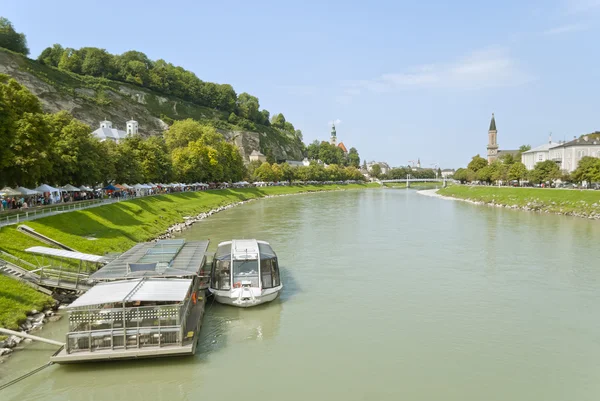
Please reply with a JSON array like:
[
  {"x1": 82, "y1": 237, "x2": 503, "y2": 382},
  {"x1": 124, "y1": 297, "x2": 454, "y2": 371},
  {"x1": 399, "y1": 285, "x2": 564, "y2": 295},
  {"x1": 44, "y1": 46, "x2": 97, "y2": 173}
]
[
  {"x1": 66, "y1": 325, "x2": 182, "y2": 353},
  {"x1": 0, "y1": 199, "x2": 112, "y2": 227}
]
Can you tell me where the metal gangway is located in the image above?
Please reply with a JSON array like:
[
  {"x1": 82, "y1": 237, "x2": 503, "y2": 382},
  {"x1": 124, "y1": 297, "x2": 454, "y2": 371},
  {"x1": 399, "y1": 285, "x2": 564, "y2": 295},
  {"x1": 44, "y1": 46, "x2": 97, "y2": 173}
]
[{"x1": 0, "y1": 248, "x2": 102, "y2": 293}]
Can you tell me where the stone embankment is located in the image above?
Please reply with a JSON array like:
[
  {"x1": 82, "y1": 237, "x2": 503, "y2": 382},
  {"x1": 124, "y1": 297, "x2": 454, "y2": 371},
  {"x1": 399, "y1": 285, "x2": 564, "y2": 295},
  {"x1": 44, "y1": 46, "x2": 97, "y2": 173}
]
[
  {"x1": 418, "y1": 189, "x2": 600, "y2": 220},
  {"x1": 0, "y1": 304, "x2": 61, "y2": 361}
]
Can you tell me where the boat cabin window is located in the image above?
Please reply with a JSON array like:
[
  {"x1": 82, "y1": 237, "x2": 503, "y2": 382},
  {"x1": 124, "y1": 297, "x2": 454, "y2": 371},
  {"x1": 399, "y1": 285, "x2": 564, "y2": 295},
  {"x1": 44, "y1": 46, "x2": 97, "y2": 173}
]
[
  {"x1": 233, "y1": 259, "x2": 259, "y2": 287},
  {"x1": 260, "y1": 257, "x2": 280, "y2": 288},
  {"x1": 212, "y1": 259, "x2": 231, "y2": 290}
]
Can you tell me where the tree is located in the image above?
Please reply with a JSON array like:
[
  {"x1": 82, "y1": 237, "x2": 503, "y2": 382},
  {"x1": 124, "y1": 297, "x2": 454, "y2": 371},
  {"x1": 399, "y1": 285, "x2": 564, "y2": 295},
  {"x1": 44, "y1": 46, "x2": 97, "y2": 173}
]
[
  {"x1": 519, "y1": 144, "x2": 532, "y2": 153},
  {"x1": 467, "y1": 155, "x2": 488, "y2": 172},
  {"x1": 499, "y1": 153, "x2": 517, "y2": 165},
  {"x1": 572, "y1": 156, "x2": 600, "y2": 185},
  {"x1": 489, "y1": 160, "x2": 508, "y2": 182},
  {"x1": 236, "y1": 92, "x2": 260, "y2": 122},
  {"x1": 38, "y1": 44, "x2": 64, "y2": 67},
  {"x1": 270, "y1": 113, "x2": 286, "y2": 129},
  {"x1": 370, "y1": 164, "x2": 382, "y2": 178},
  {"x1": 476, "y1": 165, "x2": 492, "y2": 183},
  {"x1": 529, "y1": 160, "x2": 560, "y2": 184},
  {"x1": 80, "y1": 47, "x2": 112, "y2": 77},
  {"x1": 307, "y1": 140, "x2": 320, "y2": 160},
  {"x1": 453, "y1": 168, "x2": 470, "y2": 183},
  {"x1": 508, "y1": 162, "x2": 527, "y2": 182},
  {"x1": 279, "y1": 163, "x2": 295, "y2": 182},
  {"x1": 164, "y1": 119, "x2": 215, "y2": 150},
  {"x1": 0, "y1": 17, "x2": 29, "y2": 55},
  {"x1": 294, "y1": 130, "x2": 303, "y2": 141},
  {"x1": 58, "y1": 48, "x2": 82, "y2": 73},
  {"x1": 348, "y1": 147, "x2": 360, "y2": 168},
  {"x1": 254, "y1": 162, "x2": 275, "y2": 182}
]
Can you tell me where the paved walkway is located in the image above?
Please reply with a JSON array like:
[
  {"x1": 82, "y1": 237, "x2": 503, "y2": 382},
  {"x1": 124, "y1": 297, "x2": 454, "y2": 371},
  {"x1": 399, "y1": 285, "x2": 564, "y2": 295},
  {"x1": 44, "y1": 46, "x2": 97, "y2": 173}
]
[{"x1": 0, "y1": 198, "x2": 123, "y2": 228}]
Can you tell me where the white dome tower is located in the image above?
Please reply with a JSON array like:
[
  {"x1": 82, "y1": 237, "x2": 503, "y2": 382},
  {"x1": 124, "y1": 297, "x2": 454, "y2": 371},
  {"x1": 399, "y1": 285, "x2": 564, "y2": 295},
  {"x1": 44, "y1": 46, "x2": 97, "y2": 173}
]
[{"x1": 126, "y1": 119, "x2": 139, "y2": 136}]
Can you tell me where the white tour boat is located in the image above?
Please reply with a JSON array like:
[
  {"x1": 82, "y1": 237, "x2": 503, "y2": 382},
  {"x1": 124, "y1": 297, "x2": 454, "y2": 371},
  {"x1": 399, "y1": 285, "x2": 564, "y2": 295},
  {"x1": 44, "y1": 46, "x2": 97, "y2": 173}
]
[{"x1": 209, "y1": 239, "x2": 282, "y2": 307}]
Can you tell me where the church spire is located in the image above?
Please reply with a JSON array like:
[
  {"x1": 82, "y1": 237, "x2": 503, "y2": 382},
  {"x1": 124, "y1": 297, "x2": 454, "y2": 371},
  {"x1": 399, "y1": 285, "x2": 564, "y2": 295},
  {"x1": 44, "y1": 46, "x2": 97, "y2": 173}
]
[
  {"x1": 489, "y1": 113, "x2": 497, "y2": 131},
  {"x1": 330, "y1": 122, "x2": 337, "y2": 146}
]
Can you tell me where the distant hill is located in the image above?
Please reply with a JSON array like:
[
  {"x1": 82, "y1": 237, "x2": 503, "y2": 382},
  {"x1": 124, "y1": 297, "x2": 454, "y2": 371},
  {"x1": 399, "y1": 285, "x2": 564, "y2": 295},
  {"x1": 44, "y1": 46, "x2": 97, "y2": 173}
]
[{"x1": 0, "y1": 48, "x2": 305, "y2": 162}]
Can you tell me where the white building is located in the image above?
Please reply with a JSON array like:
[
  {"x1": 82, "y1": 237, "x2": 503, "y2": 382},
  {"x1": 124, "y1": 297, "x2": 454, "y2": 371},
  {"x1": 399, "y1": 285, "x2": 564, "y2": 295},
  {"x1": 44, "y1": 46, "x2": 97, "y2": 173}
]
[
  {"x1": 249, "y1": 150, "x2": 267, "y2": 163},
  {"x1": 521, "y1": 137, "x2": 561, "y2": 170},
  {"x1": 367, "y1": 161, "x2": 391, "y2": 175},
  {"x1": 441, "y1": 169, "x2": 455, "y2": 178},
  {"x1": 91, "y1": 120, "x2": 132, "y2": 143},
  {"x1": 522, "y1": 133, "x2": 600, "y2": 173},
  {"x1": 126, "y1": 119, "x2": 139, "y2": 136},
  {"x1": 286, "y1": 158, "x2": 311, "y2": 167}
]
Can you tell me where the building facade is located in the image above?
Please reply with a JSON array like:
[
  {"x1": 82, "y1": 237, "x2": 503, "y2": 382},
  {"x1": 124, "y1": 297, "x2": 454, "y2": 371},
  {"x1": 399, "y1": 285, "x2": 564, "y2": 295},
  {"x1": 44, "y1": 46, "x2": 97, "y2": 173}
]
[
  {"x1": 249, "y1": 150, "x2": 267, "y2": 163},
  {"x1": 92, "y1": 120, "x2": 134, "y2": 142},
  {"x1": 522, "y1": 133, "x2": 600, "y2": 172}
]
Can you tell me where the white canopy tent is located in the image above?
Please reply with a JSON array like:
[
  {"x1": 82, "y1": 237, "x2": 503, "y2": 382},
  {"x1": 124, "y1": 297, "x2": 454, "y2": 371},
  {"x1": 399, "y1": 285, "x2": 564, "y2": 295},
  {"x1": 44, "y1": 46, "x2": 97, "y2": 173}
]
[
  {"x1": 35, "y1": 184, "x2": 61, "y2": 203},
  {"x1": 1, "y1": 187, "x2": 22, "y2": 196},
  {"x1": 60, "y1": 184, "x2": 81, "y2": 192},
  {"x1": 16, "y1": 187, "x2": 40, "y2": 195}
]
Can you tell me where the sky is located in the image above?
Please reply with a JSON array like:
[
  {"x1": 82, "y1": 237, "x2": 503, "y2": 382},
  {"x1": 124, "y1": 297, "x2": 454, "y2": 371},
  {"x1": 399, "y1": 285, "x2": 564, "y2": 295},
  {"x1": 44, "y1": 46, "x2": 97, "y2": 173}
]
[{"x1": 3, "y1": 0, "x2": 600, "y2": 168}]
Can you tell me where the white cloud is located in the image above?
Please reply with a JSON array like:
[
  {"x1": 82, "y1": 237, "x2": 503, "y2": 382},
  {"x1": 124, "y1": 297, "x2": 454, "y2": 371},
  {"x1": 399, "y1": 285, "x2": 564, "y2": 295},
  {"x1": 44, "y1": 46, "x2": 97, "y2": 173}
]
[
  {"x1": 339, "y1": 48, "x2": 533, "y2": 101},
  {"x1": 543, "y1": 23, "x2": 587, "y2": 34}
]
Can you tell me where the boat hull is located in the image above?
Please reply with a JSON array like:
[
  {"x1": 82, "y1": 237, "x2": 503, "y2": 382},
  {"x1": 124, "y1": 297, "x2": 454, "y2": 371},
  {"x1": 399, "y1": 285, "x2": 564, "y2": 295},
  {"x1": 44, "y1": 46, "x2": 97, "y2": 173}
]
[{"x1": 210, "y1": 286, "x2": 282, "y2": 308}]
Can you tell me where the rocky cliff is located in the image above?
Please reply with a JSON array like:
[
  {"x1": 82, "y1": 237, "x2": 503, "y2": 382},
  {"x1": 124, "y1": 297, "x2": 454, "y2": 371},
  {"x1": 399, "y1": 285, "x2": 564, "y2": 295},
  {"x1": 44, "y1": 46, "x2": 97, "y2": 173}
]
[{"x1": 0, "y1": 49, "x2": 304, "y2": 162}]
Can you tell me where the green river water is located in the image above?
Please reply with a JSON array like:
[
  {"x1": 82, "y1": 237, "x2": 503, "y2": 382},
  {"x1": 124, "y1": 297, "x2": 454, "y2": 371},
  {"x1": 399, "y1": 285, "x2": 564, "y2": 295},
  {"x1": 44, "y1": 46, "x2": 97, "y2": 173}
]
[{"x1": 1, "y1": 189, "x2": 600, "y2": 400}]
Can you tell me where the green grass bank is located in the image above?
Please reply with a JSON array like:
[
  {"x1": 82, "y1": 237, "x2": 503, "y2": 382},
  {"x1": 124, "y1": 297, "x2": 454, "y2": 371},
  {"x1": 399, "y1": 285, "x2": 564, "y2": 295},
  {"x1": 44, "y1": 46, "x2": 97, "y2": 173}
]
[
  {"x1": 437, "y1": 185, "x2": 600, "y2": 218},
  {"x1": 0, "y1": 183, "x2": 376, "y2": 329}
]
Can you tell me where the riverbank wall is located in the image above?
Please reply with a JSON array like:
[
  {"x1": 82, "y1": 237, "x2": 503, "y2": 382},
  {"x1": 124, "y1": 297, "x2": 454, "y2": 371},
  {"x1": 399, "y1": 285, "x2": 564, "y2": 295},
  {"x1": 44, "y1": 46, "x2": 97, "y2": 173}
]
[
  {"x1": 426, "y1": 186, "x2": 600, "y2": 220},
  {"x1": 0, "y1": 183, "x2": 376, "y2": 336}
]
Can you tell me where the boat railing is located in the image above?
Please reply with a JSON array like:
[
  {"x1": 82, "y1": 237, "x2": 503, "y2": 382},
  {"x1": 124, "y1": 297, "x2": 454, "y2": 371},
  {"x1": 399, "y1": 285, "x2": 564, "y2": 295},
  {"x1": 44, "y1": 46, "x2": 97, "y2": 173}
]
[{"x1": 65, "y1": 325, "x2": 182, "y2": 354}]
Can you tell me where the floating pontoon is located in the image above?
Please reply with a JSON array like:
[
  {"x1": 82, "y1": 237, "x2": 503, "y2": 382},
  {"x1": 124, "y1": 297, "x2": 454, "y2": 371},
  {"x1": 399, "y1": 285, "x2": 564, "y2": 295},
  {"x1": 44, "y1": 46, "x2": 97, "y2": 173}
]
[
  {"x1": 51, "y1": 239, "x2": 210, "y2": 363},
  {"x1": 209, "y1": 239, "x2": 282, "y2": 307}
]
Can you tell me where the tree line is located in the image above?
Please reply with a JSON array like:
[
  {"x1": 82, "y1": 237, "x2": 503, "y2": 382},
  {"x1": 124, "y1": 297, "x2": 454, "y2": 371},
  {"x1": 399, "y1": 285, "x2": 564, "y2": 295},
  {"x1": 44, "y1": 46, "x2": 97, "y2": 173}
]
[
  {"x1": 0, "y1": 76, "x2": 366, "y2": 188},
  {"x1": 306, "y1": 140, "x2": 360, "y2": 167},
  {"x1": 247, "y1": 161, "x2": 365, "y2": 183}
]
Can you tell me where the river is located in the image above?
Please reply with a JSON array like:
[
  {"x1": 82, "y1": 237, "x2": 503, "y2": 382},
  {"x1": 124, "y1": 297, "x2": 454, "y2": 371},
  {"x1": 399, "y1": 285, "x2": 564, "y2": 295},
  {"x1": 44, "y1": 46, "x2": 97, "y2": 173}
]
[{"x1": 2, "y1": 189, "x2": 600, "y2": 400}]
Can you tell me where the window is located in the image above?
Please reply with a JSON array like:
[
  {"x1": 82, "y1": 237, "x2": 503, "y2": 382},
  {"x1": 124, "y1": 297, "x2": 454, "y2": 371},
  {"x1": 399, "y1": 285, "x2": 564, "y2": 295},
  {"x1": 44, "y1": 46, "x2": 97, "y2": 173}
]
[
  {"x1": 261, "y1": 258, "x2": 281, "y2": 289},
  {"x1": 538, "y1": 154, "x2": 543, "y2": 161},
  {"x1": 233, "y1": 260, "x2": 259, "y2": 287},
  {"x1": 211, "y1": 259, "x2": 231, "y2": 290}
]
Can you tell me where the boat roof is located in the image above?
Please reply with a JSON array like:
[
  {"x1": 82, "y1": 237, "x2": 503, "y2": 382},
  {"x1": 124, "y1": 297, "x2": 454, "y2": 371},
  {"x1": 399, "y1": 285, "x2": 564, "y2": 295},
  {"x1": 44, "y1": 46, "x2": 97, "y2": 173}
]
[
  {"x1": 217, "y1": 239, "x2": 276, "y2": 260},
  {"x1": 90, "y1": 239, "x2": 209, "y2": 280},
  {"x1": 68, "y1": 278, "x2": 192, "y2": 308},
  {"x1": 26, "y1": 246, "x2": 105, "y2": 263}
]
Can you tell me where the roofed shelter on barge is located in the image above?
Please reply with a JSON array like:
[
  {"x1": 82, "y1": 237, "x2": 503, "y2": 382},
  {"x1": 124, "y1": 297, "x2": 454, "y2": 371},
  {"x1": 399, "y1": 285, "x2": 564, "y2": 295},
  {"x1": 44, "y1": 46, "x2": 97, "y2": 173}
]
[{"x1": 51, "y1": 239, "x2": 210, "y2": 363}]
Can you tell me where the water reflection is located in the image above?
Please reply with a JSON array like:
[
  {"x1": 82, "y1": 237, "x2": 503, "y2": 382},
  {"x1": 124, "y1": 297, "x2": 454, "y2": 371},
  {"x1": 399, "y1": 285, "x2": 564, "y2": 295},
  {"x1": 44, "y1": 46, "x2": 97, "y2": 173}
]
[{"x1": 198, "y1": 295, "x2": 283, "y2": 357}]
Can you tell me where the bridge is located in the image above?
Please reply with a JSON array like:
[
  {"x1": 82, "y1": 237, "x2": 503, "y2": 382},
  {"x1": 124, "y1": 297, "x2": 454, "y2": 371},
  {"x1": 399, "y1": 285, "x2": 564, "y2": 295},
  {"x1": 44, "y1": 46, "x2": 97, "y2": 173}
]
[{"x1": 379, "y1": 178, "x2": 448, "y2": 187}]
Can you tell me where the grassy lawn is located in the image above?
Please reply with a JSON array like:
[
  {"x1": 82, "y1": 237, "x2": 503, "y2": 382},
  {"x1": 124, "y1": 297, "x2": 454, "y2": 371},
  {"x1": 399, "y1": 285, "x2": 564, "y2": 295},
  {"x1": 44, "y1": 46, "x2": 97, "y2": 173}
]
[
  {"x1": 0, "y1": 183, "x2": 375, "y2": 329},
  {"x1": 0, "y1": 276, "x2": 55, "y2": 331},
  {"x1": 437, "y1": 185, "x2": 600, "y2": 216}
]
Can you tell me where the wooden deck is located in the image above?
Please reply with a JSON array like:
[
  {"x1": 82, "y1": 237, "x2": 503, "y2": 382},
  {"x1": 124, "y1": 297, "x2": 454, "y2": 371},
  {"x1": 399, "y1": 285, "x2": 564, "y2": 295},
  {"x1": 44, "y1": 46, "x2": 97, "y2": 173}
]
[{"x1": 51, "y1": 297, "x2": 206, "y2": 364}]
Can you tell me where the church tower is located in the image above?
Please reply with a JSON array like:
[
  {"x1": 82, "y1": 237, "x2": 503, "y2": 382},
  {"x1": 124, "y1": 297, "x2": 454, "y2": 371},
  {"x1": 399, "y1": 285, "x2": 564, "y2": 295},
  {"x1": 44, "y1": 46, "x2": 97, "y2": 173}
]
[
  {"x1": 487, "y1": 113, "x2": 498, "y2": 164},
  {"x1": 330, "y1": 123, "x2": 337, "y2": 146}
]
